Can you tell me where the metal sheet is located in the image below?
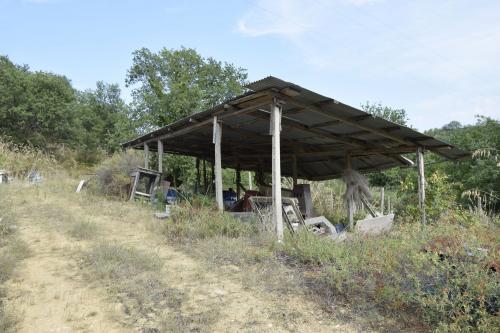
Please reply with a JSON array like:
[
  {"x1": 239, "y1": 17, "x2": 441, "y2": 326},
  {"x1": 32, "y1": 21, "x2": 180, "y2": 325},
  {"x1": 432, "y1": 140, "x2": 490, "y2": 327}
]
[{"x1": 122, "y1": 76, "x2": 470, "y2": 180}]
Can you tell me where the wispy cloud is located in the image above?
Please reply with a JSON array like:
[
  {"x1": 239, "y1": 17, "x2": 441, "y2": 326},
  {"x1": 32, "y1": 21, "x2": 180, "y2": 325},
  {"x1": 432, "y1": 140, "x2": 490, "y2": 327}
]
[{"x1": 237, "y1": 0, "x2": 500, "y2": 128}]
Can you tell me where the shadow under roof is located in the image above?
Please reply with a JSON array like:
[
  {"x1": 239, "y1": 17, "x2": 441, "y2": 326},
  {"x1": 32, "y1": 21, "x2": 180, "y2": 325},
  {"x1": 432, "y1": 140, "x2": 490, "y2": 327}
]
[{"x1": 122, "y1": 76, "x2": 469, "y2": 181}]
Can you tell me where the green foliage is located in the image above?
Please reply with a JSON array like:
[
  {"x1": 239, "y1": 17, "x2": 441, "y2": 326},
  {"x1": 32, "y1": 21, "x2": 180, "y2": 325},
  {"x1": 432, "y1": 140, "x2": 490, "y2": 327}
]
[
  {"x1": 0, "y1": 56, "x2": 81, "y2": 147},
  {"x1": 126, "y1": 46, "x2": 248, "y2": 130},
  {"x1": 426, "y1": 116, "x2": 500, "y2": 211},
  {"x1": 0, "y1": 55, "x2": 135, "y2": 164},
  {"x1": 282, "y1": 222, "x2": 499, "y2": 332},
  {"x1": 126, "y1": 47, "x2": 247, "y2": 185},
  {"x1": 75, "y1": 82, "x2": 136, "y2": 163},
  {"x1": 397, "y1": 170, "x2": 457, "y2": 223},
  {"x1": 160, "y1": 205, "x2": 257, "y2": 242},
  {"x1": 281, "y1": 230, "x2": 338, "y2": 266},
  {"x1": 361, "y1": 101, "x2": 410, "y2": 187},
  {"x1": 361, "y1": 101, "x2": 409, "y2": 126}
]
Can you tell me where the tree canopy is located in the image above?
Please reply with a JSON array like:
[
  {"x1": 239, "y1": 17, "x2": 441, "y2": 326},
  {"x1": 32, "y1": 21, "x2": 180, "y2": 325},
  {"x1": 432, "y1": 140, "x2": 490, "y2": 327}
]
[
  {"x1": 126, "y1": 47, "x2": 248, "y2": 130},
  {"x1": 361, "y1": 101, "x2": 409, "y2": 126},
  {"x1": 0, "y1": 55, "x2": 134, "y2": 163}
]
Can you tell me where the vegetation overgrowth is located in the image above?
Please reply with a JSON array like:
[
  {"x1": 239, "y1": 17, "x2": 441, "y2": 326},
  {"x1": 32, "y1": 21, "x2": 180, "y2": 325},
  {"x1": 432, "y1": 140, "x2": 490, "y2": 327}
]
[
  {"x1": 0, "y1": 196, "x2": 31, "y2": 332},
  {"x1": 1, "y1": 49, "x2": 499, "y2": 332},
  {"x1": 155, "y1": 200, "x2": 498, "y2": 332}
]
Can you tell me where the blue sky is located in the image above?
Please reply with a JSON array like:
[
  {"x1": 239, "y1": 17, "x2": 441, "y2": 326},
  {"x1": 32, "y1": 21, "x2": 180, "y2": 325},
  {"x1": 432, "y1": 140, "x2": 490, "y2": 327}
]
[{"x1": 1, "y1": 0, "x2": 499, "y2": 130}]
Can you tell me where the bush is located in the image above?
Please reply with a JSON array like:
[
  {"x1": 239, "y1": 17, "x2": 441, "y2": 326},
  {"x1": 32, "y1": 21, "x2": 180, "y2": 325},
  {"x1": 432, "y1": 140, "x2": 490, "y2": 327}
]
[
  {"x1": 397, "y1": 170, "x2": 457, "y2": 224},
  {"x1": 92, "y1": 149, "x2": 142, "y2": 197},
  {"x1": 281, "y1": 221, "x2": 499, "y2": 332},
  {"x1": 160, "y1": 205, "x2": 257, "y2": 242}
]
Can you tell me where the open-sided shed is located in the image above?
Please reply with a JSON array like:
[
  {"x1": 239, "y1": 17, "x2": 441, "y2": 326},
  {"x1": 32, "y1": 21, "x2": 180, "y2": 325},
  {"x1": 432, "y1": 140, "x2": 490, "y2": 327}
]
[{"x1": 122, "y1": 76, "x2": 468, "y2": 239}]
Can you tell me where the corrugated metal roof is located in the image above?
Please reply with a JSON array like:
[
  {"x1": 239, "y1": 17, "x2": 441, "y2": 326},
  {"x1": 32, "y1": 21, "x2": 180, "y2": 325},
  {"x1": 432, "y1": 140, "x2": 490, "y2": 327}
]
[{"x1": 122, "y1": 76, "x2": 469, "y2": 180}]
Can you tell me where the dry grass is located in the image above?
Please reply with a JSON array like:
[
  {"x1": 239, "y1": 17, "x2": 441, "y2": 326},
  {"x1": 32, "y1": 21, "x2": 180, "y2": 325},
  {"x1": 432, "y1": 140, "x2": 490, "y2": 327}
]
[
  {"x1": 0, "y1": 139, "x2": 59, "y2": 178},
  {"x1": 0, "y1": 199, "x2": 31, "y2": 333},
  {"x1": 68, "y1": 220, "x2": 98, "y2": 240}
]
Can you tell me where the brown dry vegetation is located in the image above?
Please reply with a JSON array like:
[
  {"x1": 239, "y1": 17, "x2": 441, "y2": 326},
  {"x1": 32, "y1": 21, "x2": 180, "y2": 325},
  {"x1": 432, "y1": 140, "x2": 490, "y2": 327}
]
[
  {"x1": 0, "y1": 176, "x2": 372, "y2": 332},
  {"x1": 0, "y1": 144, "x2": 497, "y2": 332}
]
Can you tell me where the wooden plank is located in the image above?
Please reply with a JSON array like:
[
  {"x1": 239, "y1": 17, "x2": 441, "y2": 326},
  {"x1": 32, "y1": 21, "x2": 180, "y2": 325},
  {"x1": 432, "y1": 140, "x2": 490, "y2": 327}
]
[
  {"x1": 271, "y1": 99, "x2": 284, "y2": 242},
  {"x1": 157, "y1": 139, "x2": 163, "y2": 172},
  {"x1": 417, "y1": 147, "x2": 426, "y2": 226},
  {"x1": 213, "y1": 116, "x2": 223, "y2": 211}
]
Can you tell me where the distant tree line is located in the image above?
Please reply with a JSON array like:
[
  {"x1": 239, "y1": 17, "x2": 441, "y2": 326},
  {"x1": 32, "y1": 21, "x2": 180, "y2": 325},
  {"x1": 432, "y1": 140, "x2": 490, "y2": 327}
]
[
  {"x1": 1, "y1": 49, "x2": 498, "y2": 209},
  {"x1": 363, "y1": 101, "x2": 499, "y2": 211},
  {"x1": 0, "y1": 55, "x2": 135, "y2": 163}
]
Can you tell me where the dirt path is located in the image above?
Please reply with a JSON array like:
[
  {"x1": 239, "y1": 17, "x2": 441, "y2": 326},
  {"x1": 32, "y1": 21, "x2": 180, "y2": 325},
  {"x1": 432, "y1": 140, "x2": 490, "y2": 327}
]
[
  {"x1": 5, "y1": 221, "x2": 130, "y2": 333},
  {"x1": 4, "y1": 183, "x2": 364, "y2": 332}
]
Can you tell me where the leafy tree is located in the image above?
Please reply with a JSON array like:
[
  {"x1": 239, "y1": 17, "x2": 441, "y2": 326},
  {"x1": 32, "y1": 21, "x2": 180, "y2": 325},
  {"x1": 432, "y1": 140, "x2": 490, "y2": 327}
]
[
  {"x1": 0, "y1": 55, "x2": 134, "y2": 164},
  {"x1": 426, "y1": 116, "x2": 500, "y2": 210},
  {"x1": 76, "y1": 82, "x2": 136, "y2": 162},
  {"x1": 0, "y1": 55, "x2": 81, "y2": 147},
  {"x1": 126, "y1": 46, "x2": 248, "y2": 130},
  {"x1": 126, "y1": 47, "x2": 248, "y2": 184},
  {"x1": 361, "y1": 102, "x2": 410, "y2": 187},
  {"x1": 361, "y1": 101, "x2": 408, "y2": 126}
]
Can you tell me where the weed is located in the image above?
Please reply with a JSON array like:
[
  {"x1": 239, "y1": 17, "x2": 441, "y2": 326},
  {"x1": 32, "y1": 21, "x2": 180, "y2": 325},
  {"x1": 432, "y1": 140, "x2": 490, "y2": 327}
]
[
  {"x1": 91, "y1": 149, "x2": 142, "y2": 197},
  {"x1": 68, "y1": 220, "x2": 97, "y2": 240},
  {"x1": 0, "y1": 206, "x2": 30, "y2": 333},
  {"x1": 160, "y1": 204, "x2": 257, "y2": 242}
]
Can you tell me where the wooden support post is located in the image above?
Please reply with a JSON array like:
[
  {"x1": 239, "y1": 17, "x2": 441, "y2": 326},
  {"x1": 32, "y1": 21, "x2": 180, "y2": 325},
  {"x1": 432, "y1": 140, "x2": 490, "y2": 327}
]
[
  {"x1": 144, "y1": 142, "x2": 149, "y2": 169},
  {"x1": 236, "y1": 158, "x2": 241, "y2": 199},
  {"x1": 380, "y1": 187, "x2": 385, "y2": 215},
  {"x1": 388, "y1": 196, "x2": 391, "y2": 213},
  {"x1": 213, "y1": 116, "x2": 223, "y2": 211},
  {"x1": 292, "y1": 154, "x2": 298, "y2": 187},
  {"x1": 203, "y1": 159, "x2": 207, "y2": 194},
  {"x1": 417, "y1": 147, "x2": 426, "y2": 226},
  {"x1": 195, "y1": 158, "x2": 200, "y2": 194},
  {"x1": 211, "y1": 161, "x2": 215, "y2": 192},
  {"x1": 157, "y1": 140, "x2": 163, "y2": 173},
  {"x1": 248, "y1": 171, "x2": 253, "y2": 190},
  {"x1": 346, "y1": 153, "x2": 354, "y2": 231},
  {"x1": 271, "y1": 99, "x2": 283, "y2": 242}
]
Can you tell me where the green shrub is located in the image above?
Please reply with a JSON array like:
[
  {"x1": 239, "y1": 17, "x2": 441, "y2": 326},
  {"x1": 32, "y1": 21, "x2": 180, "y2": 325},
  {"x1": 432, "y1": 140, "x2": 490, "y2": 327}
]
[
  {"x1": 281, "y1": 230, "x2": 340, "y2": 266},
  {"x1": 160, "y1": 205, "x2": 257, "y2": 242},
  {"x1": 281, "y1": 222, "x2": 499, "y2": 332},
  {"x1": 397, "y1": 170, "x2": 457, "y2": 224}
]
